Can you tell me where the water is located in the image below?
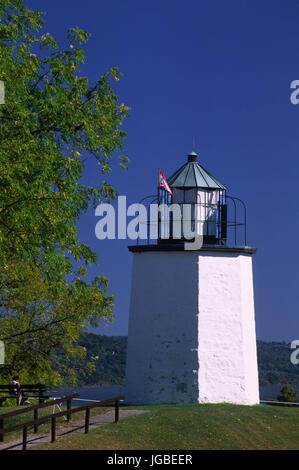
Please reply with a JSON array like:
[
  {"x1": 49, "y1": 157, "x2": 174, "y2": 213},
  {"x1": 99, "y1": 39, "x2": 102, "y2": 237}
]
[
  {"x1": 260, "y1": 385, "x2": 298, "y2": 401},
  {"x1": 50, "y1": 385, "x2": 124, "y2": 406},
  {"x1": 50, "y1": 385, "x2": 296, "y2": 405}
]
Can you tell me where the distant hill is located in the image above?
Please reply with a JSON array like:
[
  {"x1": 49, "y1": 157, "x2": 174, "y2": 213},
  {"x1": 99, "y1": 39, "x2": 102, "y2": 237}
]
[
  {"x1": 77, "y1": 333, "x2": 127, "y2": 386},
  {"x1": 257, "y1": 340, "x2": 299, "y2": 386},
  {"x1": 72, "y1": 334, "x2": 299, "y2": 387}
]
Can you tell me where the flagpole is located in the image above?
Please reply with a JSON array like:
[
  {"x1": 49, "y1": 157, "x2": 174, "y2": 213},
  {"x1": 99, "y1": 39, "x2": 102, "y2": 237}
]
[
  {"x1": 158, "y1": 169, "x2": 174, "y2": 240},
  {"x1": 164, "y1": 189, "x2": 166, "y2": 239},
  {"x1": 158, "y1": 169, "x2": 160, "y2": 240}
]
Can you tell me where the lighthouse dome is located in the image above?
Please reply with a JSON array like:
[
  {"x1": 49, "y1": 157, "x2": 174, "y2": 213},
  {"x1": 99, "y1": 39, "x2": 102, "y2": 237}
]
[{"x1": 167, "y1": 152, "x2": 226, "y2": 190}]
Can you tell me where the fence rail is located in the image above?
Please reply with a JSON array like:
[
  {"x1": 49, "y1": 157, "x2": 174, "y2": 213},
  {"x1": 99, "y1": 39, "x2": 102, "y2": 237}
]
[
  {"x1": 0, "y1": 393, "x2": 78, "y2": 445},
  {"x1": 260, "y1": 400, "x2": 299, "y2": 407},
  {"x1": 0, "y1": 394, "x2": 124, "y2": 450}
]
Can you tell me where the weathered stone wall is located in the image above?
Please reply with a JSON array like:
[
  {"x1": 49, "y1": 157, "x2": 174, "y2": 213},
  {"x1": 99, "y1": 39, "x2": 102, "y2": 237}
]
[
  {"x1": 124, "y1": 250, "x2": 259, "y2": 405},
  {"x1": 197, "y1": 253, "x2": 259, "y2": 404}
]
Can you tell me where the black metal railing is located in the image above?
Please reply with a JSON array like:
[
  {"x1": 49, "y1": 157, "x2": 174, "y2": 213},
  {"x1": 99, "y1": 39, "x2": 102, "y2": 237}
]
[{"x1": 135, "y1": 191, "x2": 247, "y2": 247}]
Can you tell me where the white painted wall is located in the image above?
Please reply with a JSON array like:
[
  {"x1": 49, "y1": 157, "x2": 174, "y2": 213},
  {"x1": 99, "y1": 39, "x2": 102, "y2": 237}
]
[
  {"x1": 125, "y1": 250, "x2": 259, "y2": 405},
  {"x1": 197, "y1": 253, "x2": 259, "y2": 405}
]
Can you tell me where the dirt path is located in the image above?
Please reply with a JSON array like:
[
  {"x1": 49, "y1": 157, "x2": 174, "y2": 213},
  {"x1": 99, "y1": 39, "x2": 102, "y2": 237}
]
[{"x1": 0, "y1": 409, "x2": 149, "y2": 450}]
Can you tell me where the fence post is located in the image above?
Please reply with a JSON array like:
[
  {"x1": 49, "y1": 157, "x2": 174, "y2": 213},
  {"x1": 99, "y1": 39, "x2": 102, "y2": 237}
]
[
  {"x1": 0, "y1": 418, "x2": 3, "y2": 442},
  {"x1": 34, "y1": 409, "x2": 38, "y2": 433},
  {"x1": 85, "y1": 407, "x2": 90, "y2": 434},
  {"x1": 38, "y1": 384, "x2": 44, "y2": 404},
  {"x1": 67, "y1": 398, "x2": 71, "y2": 422},
  {"x1": 22, "y1": 425, "x2": 27, "y2": 451},
  {"x1": 115, "y1": 400, "x2": 119, "y2": 423},
  {"x1": 51, "y1": 416, "x2": 56, "y2": 443}
]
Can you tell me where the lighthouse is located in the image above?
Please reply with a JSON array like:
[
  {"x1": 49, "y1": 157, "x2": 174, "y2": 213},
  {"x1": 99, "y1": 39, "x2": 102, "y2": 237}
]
[{"x1": 124, "y1": 151, "x2": 259, "y2": 405}]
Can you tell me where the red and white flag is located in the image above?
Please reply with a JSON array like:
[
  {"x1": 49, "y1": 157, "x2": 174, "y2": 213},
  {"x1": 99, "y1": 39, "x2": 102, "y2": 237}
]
[{"x1": 159, "y1": 169, "x2": 173, "y2": 197}]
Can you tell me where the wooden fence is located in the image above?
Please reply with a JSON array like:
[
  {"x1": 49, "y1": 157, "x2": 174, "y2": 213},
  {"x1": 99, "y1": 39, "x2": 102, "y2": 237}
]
[{"x1": 0, "y1": 393, "x2": 124, "y2": 450}]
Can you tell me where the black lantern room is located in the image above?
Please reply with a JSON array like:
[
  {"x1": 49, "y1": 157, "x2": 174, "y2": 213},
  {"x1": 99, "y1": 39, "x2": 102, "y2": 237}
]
[
  {"x1": 165, "y1": 151, "x2": 227, "y2": 245},
  {"x1": 138, "y1": 151, "x2": 247, "y2": 247}
]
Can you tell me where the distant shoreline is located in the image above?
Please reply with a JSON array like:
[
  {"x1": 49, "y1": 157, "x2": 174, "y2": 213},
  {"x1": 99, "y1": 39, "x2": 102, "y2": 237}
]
[{"x1": 52, "y1": 334, "x2": 299, "y2": 389}]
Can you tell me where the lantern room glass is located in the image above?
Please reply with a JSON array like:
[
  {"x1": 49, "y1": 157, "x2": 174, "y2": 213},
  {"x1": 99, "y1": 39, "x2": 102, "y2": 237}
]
[{"x1": 171, "y1": 187, "x2": 226, "y2": 241}]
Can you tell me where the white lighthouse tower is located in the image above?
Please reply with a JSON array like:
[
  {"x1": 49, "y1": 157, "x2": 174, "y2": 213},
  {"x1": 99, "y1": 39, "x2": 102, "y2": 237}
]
[{"x1": 124, "y1": 152, "x2": 259, "y2": 405}]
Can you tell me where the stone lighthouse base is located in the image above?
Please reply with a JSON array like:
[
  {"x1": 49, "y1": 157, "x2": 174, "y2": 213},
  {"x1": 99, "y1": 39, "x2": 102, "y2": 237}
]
[{"x1": 124, "y1": 245, "x2": 260, "y2": 406}]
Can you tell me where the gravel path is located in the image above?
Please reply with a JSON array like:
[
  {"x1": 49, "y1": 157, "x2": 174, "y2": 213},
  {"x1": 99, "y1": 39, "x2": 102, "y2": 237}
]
[{"x1": 0, "y1": 409, "x2": 149, "y2": 450}]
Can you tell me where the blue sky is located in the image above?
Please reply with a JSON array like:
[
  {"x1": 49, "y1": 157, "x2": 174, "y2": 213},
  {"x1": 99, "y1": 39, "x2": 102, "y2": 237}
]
[{"x1": 27, "y1": 0, "x2": 299, "y2": 341}]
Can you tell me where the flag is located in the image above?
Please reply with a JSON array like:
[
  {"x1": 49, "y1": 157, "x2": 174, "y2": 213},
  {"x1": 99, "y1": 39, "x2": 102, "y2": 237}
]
[{"x1": 159, "y1": 169, "x2": 173, "y2": 197}]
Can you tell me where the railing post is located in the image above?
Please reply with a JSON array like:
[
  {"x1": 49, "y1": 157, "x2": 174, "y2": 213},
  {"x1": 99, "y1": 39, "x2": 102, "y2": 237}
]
[
  {"x1": 38, "y1": 385, "x2": 44, "y2": 404},
  {"x1": 85, "y1": 407, "x2": 90, "y2": 434},
  {"x1": 34, "y1": 409, "x2": 38, "y2": 433},
  {"x1": 67, "y1": 398, "x2": 71, "y2": 422},
  {"x1": 23, "y1": 425, "x2": 27, "y2": 450},
  {"x1": 0, "y1": 418, "x2": 3, "y2": 442},
  {"x1": 115, "y1": 400, "x2": 119, "y2": 423},
  {"x1": 51, "y1": 416, "x2": 56, "y2": 443}
]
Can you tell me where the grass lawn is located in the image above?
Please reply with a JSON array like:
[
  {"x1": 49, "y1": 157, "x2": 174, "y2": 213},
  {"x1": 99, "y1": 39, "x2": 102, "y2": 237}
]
[
  {"x1": 31, "y1": 403, "x2": 299, "y2": 450},
  {"x1": 0, "y1": 405, "x2": 112, "y2": 443}
]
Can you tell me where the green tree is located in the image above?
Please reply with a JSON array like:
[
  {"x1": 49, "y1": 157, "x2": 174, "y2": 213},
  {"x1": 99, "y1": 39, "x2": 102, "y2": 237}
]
[
  {"x1": 277, "y1": 385, "x2": 298, "y2": 403},
  {"x1": 0, "y1": 0, "x2": 130, "y2": 384}
]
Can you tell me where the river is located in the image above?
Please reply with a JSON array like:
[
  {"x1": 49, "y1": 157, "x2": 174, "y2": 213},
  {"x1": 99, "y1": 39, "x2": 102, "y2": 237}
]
[{"x1": 49, "y1": 384, "x2": 298, "y2": 405}]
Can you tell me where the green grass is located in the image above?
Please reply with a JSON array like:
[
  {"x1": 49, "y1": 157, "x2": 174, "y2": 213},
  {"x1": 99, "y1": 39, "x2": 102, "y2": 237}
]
[
  {"x1": 0, "y1": 405, "x2": 111, "y2": 443},
  {"x1": 31, "y1": 403, "x2": 299, "y2": 450}
]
